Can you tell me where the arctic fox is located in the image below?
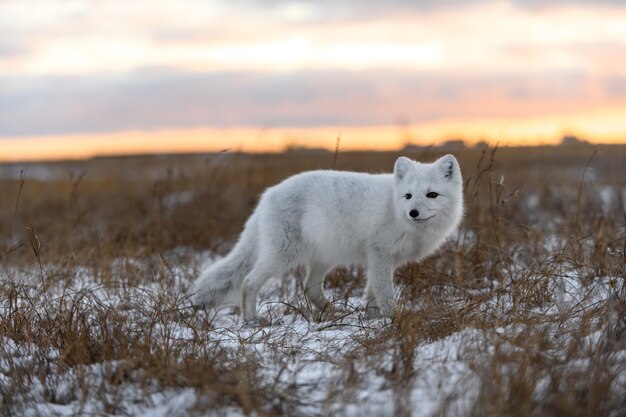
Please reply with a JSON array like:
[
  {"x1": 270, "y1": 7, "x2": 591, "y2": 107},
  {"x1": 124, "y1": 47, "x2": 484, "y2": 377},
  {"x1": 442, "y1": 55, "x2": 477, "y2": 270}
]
[{"x1": 191, "y1": 154, "x2": 464, "y2": 322}]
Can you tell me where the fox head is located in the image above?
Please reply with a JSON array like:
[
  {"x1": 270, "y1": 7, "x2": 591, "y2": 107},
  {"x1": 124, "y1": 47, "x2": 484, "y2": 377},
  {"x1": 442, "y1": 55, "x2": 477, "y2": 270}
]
[{"x1": 393, "y1": 154, "x2": 463, "y2": 230}]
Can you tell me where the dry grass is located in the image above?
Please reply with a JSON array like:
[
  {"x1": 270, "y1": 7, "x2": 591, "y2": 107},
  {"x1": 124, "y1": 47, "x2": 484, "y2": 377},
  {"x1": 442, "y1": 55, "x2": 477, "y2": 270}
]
[{"x1": 0, "y1": 144, "x2": 625, "y2": 416}]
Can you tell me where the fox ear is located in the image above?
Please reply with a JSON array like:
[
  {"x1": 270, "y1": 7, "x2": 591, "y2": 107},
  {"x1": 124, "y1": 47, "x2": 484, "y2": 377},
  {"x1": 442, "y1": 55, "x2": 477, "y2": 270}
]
[
  {"x1": 436, "y1": 154, "x2": 459, "y2": 181},
  {"x1": 394, "y1": 157, "x2": 413, "y2": 180}
]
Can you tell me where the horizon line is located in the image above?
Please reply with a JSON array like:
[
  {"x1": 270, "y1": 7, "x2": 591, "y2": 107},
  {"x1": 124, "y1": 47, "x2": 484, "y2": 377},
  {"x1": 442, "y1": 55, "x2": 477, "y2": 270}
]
[{"x1": 0, "y1": 135, "x2": 621, "y2": 165}]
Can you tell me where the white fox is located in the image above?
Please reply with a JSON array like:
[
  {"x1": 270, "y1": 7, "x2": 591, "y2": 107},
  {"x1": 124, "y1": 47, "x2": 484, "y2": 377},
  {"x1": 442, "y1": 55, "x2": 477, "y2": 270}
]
[{"x1": 191, "y1": 154, "x2": 464, "y2": 322}]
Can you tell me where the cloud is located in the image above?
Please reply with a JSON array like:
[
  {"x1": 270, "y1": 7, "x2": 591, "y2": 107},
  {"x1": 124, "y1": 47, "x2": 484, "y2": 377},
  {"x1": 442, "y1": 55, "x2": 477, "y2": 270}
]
[
  {"x1": 228, "y1": 0, "x2": 626, "y2": 21},
  {"x1": 3, "y1": 0, "x2": 626, "y2": 77},
  {"x1": 602, "y1": 75, "x2": 626, "y2": 98},
  {"x1": 1, "y1": 0, "x2": 625, "y2": 140},
  {"x1": 2, "y1": 68, "x2": 623, "y2": 138},
  {"x1": 0, "y1": 37, "x2": 28, "y2": 59}
]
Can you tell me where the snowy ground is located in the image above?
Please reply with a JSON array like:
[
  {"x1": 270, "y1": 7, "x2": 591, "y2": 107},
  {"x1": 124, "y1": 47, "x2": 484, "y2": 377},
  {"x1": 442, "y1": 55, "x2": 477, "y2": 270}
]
[
  {"x1": 1, "y1": 148, "x2": 625, "y2": 416},
  {"x1": 1, "y1": 248, "x2": 624, "y2": 417}
]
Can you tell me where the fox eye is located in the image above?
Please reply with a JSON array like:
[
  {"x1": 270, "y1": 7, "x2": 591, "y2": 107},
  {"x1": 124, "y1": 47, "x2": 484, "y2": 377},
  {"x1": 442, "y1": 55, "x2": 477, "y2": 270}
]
[
  {"x1": 404, "y1": 193, "x2": 412, "y2": 200},
  {"x1": 426, "y1": 192, "x2": 439, "y2": 198}
]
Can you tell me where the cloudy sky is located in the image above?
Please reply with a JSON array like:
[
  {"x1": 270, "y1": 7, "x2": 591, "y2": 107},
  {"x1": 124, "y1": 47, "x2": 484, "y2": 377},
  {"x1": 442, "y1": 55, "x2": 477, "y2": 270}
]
[{"x1": 1, "y1": 0, "x2": 626, "y2": 160}]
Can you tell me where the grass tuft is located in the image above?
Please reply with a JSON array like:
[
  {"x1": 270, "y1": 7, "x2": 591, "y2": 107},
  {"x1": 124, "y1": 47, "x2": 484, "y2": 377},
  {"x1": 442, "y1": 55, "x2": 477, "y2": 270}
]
[{"x1": 1, "y1": 146, "x2": 625, "y2": 416}]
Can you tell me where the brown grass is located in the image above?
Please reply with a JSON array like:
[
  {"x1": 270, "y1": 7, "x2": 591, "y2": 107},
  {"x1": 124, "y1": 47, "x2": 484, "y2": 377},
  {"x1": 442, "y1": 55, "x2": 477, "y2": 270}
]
[{"x1": 1, "y1": 144, "x2": 625, "y2": 416}]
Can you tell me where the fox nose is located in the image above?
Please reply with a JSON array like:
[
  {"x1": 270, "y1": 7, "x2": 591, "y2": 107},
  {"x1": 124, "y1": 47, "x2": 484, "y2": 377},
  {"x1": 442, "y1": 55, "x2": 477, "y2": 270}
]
[{"x1": 409, "y1": 209, "x2": 419, "y2": 218}]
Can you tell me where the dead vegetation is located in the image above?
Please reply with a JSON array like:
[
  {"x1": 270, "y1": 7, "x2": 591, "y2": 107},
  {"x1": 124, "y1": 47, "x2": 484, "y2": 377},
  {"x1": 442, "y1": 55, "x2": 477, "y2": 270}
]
[{"x1": 0, "y1": 145, "x2": 625, "y2": 416}]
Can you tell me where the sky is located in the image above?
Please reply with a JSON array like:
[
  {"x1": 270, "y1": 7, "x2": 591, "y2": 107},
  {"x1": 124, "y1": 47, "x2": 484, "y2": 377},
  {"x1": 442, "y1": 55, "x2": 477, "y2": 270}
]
[{"x1": 1, "y1": 0, "x2": 626, "y2": 161}]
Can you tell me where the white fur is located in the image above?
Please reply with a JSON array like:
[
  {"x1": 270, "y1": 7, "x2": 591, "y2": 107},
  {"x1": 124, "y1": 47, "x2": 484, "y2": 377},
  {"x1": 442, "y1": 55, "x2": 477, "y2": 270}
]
[{"x1": 191, "y1": 154, "x2": 464, "y2": 322}]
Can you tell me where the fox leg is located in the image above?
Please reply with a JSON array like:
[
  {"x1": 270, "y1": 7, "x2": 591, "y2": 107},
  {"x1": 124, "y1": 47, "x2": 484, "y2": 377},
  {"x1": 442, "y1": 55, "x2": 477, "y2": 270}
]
[
  {"x1": 304, "y1": 263, "x2": 331, "y2": 311},
  {"x1": 364, "y1": 281, "x2": 378, "y2": 309},
  {"x1": 366, "y1": 255, "x2": 396, "y2": 318},
  {"x1": 241, "y1": 263, "x2": 277, "y2": 323}
]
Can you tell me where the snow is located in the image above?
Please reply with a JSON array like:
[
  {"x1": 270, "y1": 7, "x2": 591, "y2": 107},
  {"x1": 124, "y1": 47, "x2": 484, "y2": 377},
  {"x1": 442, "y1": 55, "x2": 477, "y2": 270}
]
[{"x1": 1, "y1": 249, "x2": 624, "y2": 417}]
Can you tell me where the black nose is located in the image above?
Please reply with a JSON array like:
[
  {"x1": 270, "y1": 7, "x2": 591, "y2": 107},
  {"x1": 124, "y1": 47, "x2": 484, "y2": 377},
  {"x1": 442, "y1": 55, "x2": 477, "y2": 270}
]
[{"x1": 409, "y1": 209, "x2": 419, "y2": 218}]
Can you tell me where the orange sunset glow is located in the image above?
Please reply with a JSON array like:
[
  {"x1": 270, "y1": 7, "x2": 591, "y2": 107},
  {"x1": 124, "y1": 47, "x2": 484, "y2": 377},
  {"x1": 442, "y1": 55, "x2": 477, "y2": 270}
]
[{"x1": 1, "y1": 0, "x2": 626, "y2": 161}]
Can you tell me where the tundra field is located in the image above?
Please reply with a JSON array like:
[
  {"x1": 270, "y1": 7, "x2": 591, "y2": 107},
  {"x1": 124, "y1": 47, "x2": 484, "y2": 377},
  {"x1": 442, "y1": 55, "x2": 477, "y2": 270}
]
[{"x1": 0, "y1": 145, "x2": 625, "y2": 417}]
